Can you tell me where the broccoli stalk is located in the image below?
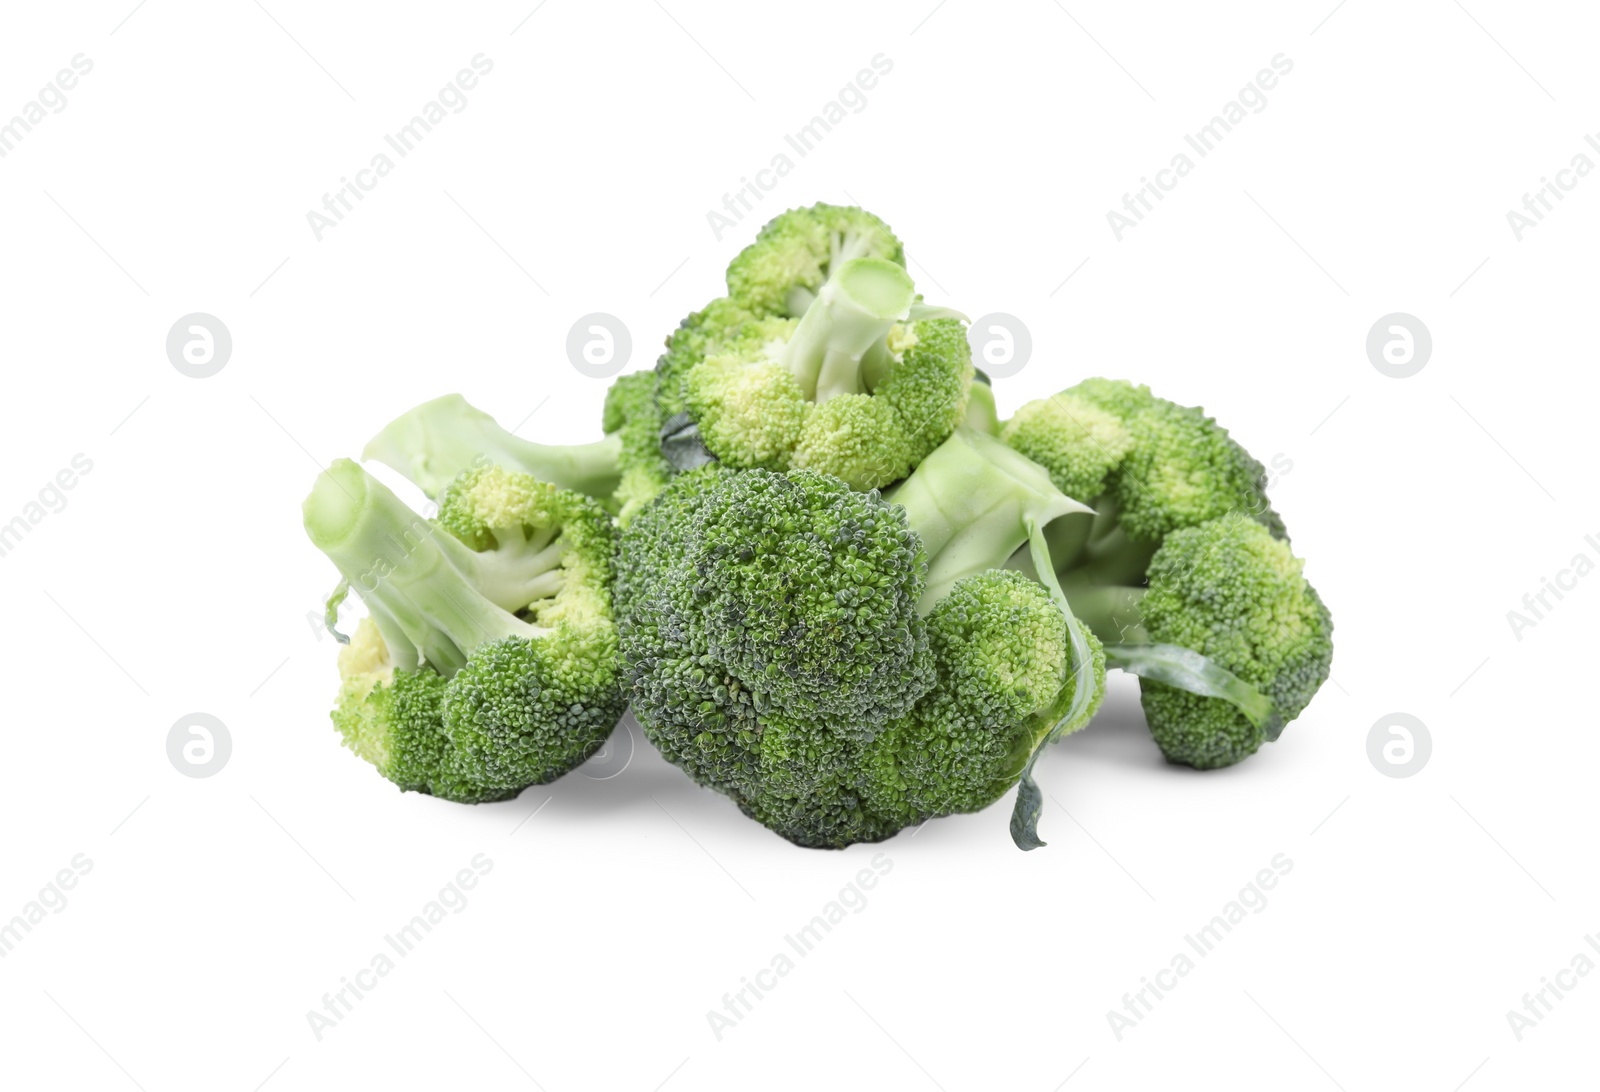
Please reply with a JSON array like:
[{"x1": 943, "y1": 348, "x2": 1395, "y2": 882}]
[
  {"x1": 303, "y1": 459, "x2": 539, "y2": 676},
  {"x1": 363, "y1": 394, "x2": 624, "y2": 502},
  {"x1": 889, "y1": 428, "x2": 1092, "y2": 613},
  {"x1": 781, "y1": 257, "x2": 915, "y2": 401}
]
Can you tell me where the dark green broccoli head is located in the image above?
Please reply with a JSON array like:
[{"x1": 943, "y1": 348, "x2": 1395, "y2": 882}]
[
  {"x1": 1137, "y1": 516, "x2": 1332, "y2": 768},
  {"x1": 617, "y1": 467, "x2": 937, "y2": 848},
  {"x1": 724, "y1": 202, "x2": 904, "y2": 317}
]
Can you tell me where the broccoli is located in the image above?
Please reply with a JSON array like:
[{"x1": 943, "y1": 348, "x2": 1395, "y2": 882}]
[
  {"x1": 1063, "y1": 515, "x2": 1333, "y2": 769},
  {"x1": 670, "y1": 259, "x2": 973, "y2": 491},
  {"x1": 650, "y1": 204, "x2": 971, "y2": 494},
  {"x1": 1000, "y1": 379, "x2": 1331, "y2": 768},
  {"x1": 961, "y1": 373, "x2": 1001, "y2": 436},
  {"x1": 302, "y1": 458, "x2": 625, "y2": 801},
  {"x1": 616, "y1": 428, "x2": 1105, "y2": 850},
  {"x1": 655, "y1": 204, "x2": 904, "y2": 424},
  {"x1": 616, "y1": 466, "x2": 936, "y2": 848}
]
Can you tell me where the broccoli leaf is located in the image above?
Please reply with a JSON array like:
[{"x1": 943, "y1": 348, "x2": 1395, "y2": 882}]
[
  {"x1": 1103, "y1": 644, "x2": 1283, "y2": 737},
  {"x1": 1009, "y1": 520, "x2": 1101, "y2": 851},
  {"x1": 659, "y1": 412, "x2": 717, "y2": 471},
  {"x1": 324, "y1": 578, "x2": 351, "y2": 645}
]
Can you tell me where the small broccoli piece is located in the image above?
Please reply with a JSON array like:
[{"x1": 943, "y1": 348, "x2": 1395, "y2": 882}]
[
  {"x1": 999, "y1": 379, "x2": 1328, "y2": 767},
  {"x1": 681, "y1": 259, "x2": 973, "y2": 490},
  {"x1": 616, "y1": 467, "x2": 935, "y2": 849},
  {"x1": 647, "y1": 206, "x2": 968, "y2": 493},
  {"x1": 724, "y1": 202, "x2": 904, "y2": 318},
  {"x1": 304, "y1": 459, "x2": 625, "y2": 801},
  {"x1": 1134, "y1": 520, "x2": 1331, "y2": 768},
  {"x1": 1065, "y1": 515, "x2": 1332, "y2": 769},
  {"x1": 362, "y1": 394, "x2": 625, "y2": 507},
  {"x1": 863, "y1": 570, "x2": 1105, "y2": 826}
]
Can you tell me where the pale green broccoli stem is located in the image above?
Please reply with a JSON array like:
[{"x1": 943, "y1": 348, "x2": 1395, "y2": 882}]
[
  {"x1": 303, "y1": 459, "x2": 538, "y2": 677},
  {"x1": 961, "y1": 381, "x2": 1000, "y2": 436},
  {"x1": 784, "y1": 285, "x2": 816, "y2": 317},
  {"x1": 461, "y1": 523, "x2": 568, "y2": 614},
  {"x1": 1058, "y1": 584, "x2": 1148, "y2": 646},
  {"x1": 1059, "y1": 527, "x2": 1160, "y2": 591},
  {"x1": 363, "y1": 394, "x2": 623, "y2": 500},
  {"x1": 782, "y1": 258, "x2": 915, "y2": 403},
  {"x1": 889, "y1": 429, "x2": 1092, "y2": 614}
]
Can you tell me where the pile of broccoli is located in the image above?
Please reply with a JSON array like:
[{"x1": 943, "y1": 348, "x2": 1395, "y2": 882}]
[{"x1": 301, "y1": 201, "x2": 1333, "y2": 851}]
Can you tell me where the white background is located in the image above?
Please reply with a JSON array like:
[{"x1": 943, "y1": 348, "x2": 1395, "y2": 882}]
[{"x1": 0, "y1": 1, "x2": 1593, "y2": 1088}]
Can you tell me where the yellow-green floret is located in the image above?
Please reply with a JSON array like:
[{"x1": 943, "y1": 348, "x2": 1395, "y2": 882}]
[
  {"x1": 1002, "y1": 377, "x2": 1286, "y2": 549},
  {"x1": 682, "y1": 259, "x2": 972, "y2": 491},
  {"x1": 863, "y1": 570, "x2": 1105, "y2": 825},
  {"x1": 724, "y1": 202, "x2": 904, "y2": 318}
]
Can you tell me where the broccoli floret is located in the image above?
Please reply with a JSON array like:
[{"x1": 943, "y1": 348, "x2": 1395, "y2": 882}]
[
  {"x1": 362, "y1": 394, "x2": 627, "y2": 509},
  {"x1": 999, "y1": 380, "x2": 1329, "y2": 768},
  {"x1": 863, "y1": 570, "x2": 1105, "y2": 827},
  {"x1": 680, "y1": 259, "x2": 973, "y2": 490},
  {"x1": 724, "y1": 202, "x2": 904, "y2": 318},
  {"x1": 303, "y1": 459, "x2": 625, "y2": 801},
  {"x1": 616, "y1": 467, "x2": 935, "y2": 848},
  {"x1": 1063, "y1": 515, "x2": 1333, "y2": 769},
  {"x1": 647, "y1": 206, "x2": 969, "y2": 493},
  {"x1": 885, "y1": 428, "x2": 1105, "y2": 847}
]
